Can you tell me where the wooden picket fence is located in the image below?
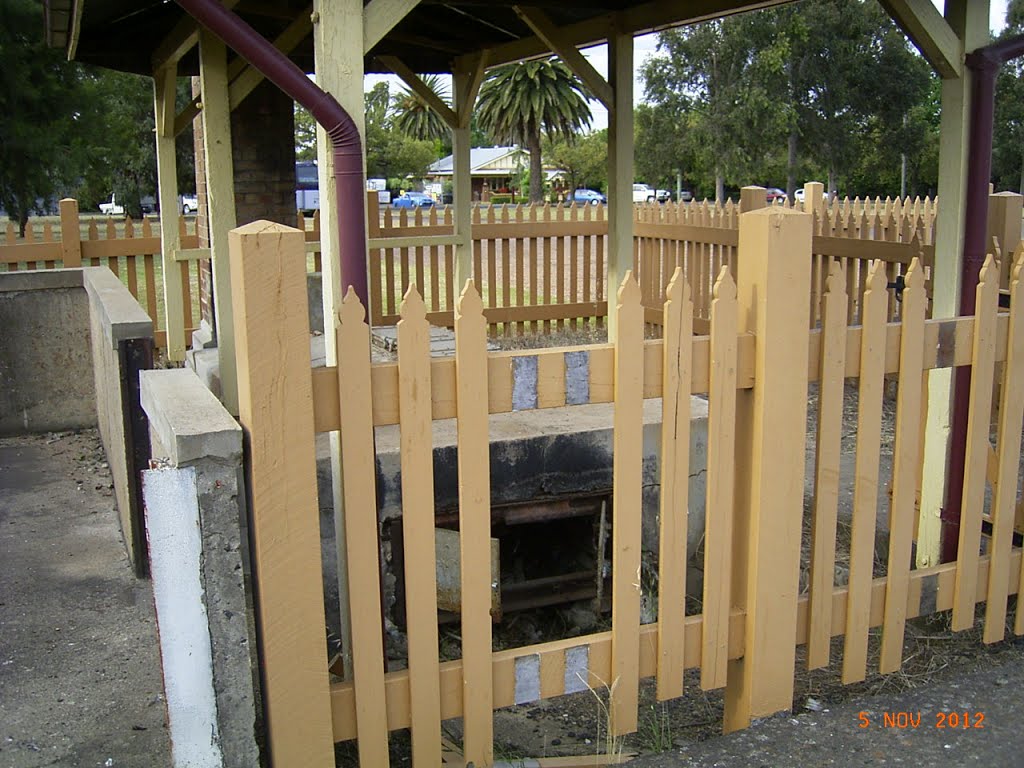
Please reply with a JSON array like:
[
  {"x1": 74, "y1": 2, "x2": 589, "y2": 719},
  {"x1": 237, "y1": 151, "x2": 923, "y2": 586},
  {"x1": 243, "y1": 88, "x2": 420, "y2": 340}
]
[
  {"x1": 0, "y1": 199, "x2": 202, "y2": 350},
  {"x1": 298, "y1": 188, "x2": 943, "y2": 338},
  {"x1": 229, "y1": 209, "x2": 1024, "y2": 767}
]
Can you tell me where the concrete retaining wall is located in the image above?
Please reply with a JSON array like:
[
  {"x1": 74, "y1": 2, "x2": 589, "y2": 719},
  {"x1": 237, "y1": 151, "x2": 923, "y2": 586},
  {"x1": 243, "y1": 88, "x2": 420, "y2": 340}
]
[
  {"x1": 141, "y1": 368, "x2": 259, "y2": 768},
  {"x1": 0, "y1": 270, "x2": 96, "y2": 434},
  {"x1": 0, "y1": 268, "x2": 154, "y2": 575},
  {"x1": 84, "y1": 268, "x2": 154, "y2": 575}
]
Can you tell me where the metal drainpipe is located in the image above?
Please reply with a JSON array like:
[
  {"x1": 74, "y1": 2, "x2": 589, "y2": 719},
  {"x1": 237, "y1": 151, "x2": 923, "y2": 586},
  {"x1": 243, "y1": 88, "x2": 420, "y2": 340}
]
[
  {"x1": 174, "y1": 0, "x2": 370, "y2": 310},
  {"x1": 940, "y1": 34, "x2": 1024, "y2": 562}
]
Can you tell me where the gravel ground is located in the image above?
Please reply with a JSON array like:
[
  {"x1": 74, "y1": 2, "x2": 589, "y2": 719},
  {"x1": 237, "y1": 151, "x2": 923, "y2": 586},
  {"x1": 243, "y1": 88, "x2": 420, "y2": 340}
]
[{"x1": 0, "y1": 430, "x2": 170, "y2": 768}]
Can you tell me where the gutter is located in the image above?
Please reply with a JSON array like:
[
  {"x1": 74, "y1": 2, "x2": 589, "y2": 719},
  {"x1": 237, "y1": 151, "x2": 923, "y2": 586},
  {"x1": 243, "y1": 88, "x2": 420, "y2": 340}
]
[
  {"x1": 941, "y1": 33, "x2": 1024, "y2": 562},
  {"x1": 174, "y1": 0, "x2": 370, "y2": 311}
]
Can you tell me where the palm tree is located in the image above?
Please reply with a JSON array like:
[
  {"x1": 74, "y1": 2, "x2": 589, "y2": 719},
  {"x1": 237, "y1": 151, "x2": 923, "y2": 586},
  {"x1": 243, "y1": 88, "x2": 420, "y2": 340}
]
[
  {"x1": 476, "y1": 58, "x2": 592, "y2": 203},
  {"x1": 392, "y1": 75, "x2": 450, "y2": 143}
]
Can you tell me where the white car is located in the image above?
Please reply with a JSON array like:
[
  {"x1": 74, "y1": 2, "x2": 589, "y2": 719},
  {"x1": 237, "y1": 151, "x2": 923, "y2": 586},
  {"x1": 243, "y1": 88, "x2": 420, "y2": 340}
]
[
  {"x1": 181, "y1": 194, "x2": 199, "y2": 214},
  {"x1": 632, "y1": 183, "x2": 671, "y2": 204},
  {"x1": 99, "y1": 195, "x2": 124, "y2": 216}
]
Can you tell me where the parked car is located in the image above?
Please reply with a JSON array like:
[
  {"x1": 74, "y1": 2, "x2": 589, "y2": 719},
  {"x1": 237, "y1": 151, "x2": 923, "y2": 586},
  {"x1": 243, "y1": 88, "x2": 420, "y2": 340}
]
[
  {"x1": 393, "y1": 191, "x2": 435, "y2": 209},
  {"x1": 181, "y1": 194, "x2": 198, "y2": 214},
  {"x1": 765, "y1": 187, "x2": 788, "y2": 203},
  {"x1": 572, "y1": 188, "x2": 606, "y2": 206},
  {"x1": 678, "y1": 189, "x2": 694, "y2": 203},
  {"x1": 632, "y1": 183, "x2": 671, "y2": 204},
  {"x1": 99, "y1": 195, "x2": 124, "y2": 216}
]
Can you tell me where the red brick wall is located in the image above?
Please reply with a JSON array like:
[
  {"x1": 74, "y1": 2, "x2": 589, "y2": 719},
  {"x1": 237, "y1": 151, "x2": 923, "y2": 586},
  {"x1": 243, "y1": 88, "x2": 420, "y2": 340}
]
[{"x1": 231, "y1": 79, "x2": 296, "y2": 228}]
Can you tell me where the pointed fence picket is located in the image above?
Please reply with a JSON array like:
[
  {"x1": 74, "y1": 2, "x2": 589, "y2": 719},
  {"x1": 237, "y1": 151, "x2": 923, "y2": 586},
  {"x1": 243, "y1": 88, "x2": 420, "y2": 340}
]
[
  {"x1": 701, "y1": 267, "x2": 737, "y2": 692},
  {"x1": 990, "y1": 255, "x2": 1024, "y2": 641},
  {"x1": 655, "y1": 268, "x2": 693, "y2": 702},
  {"x1": 842, "y1": 262, "x2": 890, "y2": 685},
  {"x1": 953, "y1": 257, "x2": 1001, "y2": 631},
  {"x1": 396, "y1": 286, "x2": 443, "y2": 765},
  {"x1": 879, "y1": 260, "x2": 927, "y2": 674},
  {"x1": 806, "y1": 261, "x2": 847, "y2": 671}
]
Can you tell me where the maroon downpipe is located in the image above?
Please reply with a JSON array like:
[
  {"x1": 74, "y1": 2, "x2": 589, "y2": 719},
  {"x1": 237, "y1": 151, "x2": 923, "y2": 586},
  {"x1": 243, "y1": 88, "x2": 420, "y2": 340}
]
[
  {"x1": 174, "y1": 0, "x2": 369, "y2": 310},
  {"x1": 940, "y1": 36, "x2": 1024, "y2": 563}
]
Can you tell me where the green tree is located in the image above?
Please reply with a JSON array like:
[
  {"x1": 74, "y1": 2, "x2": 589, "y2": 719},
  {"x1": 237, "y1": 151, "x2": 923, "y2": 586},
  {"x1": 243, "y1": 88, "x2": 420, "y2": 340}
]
[
  {"x1": 476, "y1": 58, "x2": 592, "y2": 203},
  {"x1": 993, "y1": 0, "x2": 1024, "y2": 192},
  {"x1": 0, "y1": 0, "x2": 88, "y2": 234},
  {"x1": 545, "y1": 129, "x2": 607, "y2": 194},
  {"x1": 362, "y1": 82, "x2": 438, "y2": 184},
  {"x1": 295, "y1": 83, "x2": 438, "y2": 183},
  {"x1": 295, "y1": 103, "x2": 317, "y2": 161},
  {"x1": 634, "y1": 103, "x2": 699, "y2": 199},
  {"x1": 643, "y1": 16, "x2": 791, "y2": 202},
  {"x1": 392, "y1": 75, "x2": 449, "y2": 143}
]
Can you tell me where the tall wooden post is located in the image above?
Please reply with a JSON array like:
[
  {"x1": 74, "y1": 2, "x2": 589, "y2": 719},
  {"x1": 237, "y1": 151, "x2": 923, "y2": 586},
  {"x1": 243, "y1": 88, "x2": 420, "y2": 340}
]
[
  {"x1": 606, "y1": 25, "x2": 633, "y2": 337},
  {"x1": 313, "y1": 0, "x2": 368, "y2": 678},
  {"x1": 987, "y1": 191, "x2": 1023, "y2": 287},
  {"x1": 452, "y1": 62, "x2": 474, "y2": 291},
  {"x1": 723, "y1": 207, "x2": 812, "y2": 732},
  {"x1": 229, "y1": 220, "x2": 334, "y2": 765},
  {"x1": 739, "y1": 186, "x2": 766, "y2": 214},
  {"x1": 153, "y1": 66, "x2": 186, "y2": 361},
  {"x1": 917, "y1": 0, "x2": 989, "y2": 567},
  {"x1": 198, "y1": 29, "x2": 239, "y2": 414},
  {"x1": 59, "y1": 199, "x2": 82, "y2": 267},
  {"x1": 803, "y1": 181, "x2": 825, "y2": 217}
]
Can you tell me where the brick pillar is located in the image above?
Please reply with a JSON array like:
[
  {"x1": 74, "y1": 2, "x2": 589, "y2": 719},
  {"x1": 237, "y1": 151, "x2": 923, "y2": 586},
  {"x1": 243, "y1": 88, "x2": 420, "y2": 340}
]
[{"x1": 230, "y1": 79, "x2": 296, "y2": 227}]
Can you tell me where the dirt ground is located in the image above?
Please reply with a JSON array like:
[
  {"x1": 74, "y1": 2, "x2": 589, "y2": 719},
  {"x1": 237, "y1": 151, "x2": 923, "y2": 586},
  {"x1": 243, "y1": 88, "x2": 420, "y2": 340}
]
[{"x1": 0, "y1": 430, "x2": 170, "y2": 768}]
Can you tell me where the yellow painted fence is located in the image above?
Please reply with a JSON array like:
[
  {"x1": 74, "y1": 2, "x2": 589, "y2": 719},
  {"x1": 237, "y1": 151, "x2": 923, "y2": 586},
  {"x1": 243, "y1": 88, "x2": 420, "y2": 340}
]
[{"x1": 228, "y1": 206, "x2": 1024, "y2": 766}]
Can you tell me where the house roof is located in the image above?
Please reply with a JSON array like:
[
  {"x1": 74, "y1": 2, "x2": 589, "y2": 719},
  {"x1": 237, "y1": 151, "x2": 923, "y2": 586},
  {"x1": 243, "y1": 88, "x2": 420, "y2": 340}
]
[
  {"x1": 44, "y1": 1, "x2": 796, "y2": 77},
  {"x1": 429, "y1": 147, "x2": 524, "y2": 176}
]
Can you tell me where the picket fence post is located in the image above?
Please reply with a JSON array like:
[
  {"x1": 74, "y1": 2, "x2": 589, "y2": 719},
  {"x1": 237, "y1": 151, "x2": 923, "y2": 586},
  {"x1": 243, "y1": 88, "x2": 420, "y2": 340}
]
[
  {"x1": 59, "y1": 198, "x2": 82, "y2": 268},
  {"x1": 229, "y1": 220, "x2": 334, "y2": 766},
  {"x1": 723, "y1": 205, "x2": 812, "y2": 733}
]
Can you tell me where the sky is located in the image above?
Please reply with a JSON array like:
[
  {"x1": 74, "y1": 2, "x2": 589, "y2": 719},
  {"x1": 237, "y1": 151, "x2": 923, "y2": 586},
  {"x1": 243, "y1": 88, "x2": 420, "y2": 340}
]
[{"x1": 365, "y1": 1, "x2": 1011, "y2": 133}]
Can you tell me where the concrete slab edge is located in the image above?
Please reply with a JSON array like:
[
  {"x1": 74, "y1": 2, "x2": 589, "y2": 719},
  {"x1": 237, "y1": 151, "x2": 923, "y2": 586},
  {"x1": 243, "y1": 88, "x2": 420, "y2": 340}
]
[
  {"x1": 0, "y1": 267, "x2": 83, "y2": 293},
  {"x1": 141, "y1": 369, "x2": 241, "y2": 466},
  {"x1": 83, "y1": 267, "x2": 153, "y2": 349}
]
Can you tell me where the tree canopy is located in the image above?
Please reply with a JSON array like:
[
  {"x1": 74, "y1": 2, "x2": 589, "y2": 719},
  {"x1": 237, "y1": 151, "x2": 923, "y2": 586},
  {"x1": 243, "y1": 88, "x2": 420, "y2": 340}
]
[
  {"x1": 0, "y1": 0, "x2": 194, "y2": 229},
  {"x1": 640, "y1": 0, "x2": 938, "y2": 201},
  {"x1": 476, "y1": 58, "x2": 592, "y2": 202}
]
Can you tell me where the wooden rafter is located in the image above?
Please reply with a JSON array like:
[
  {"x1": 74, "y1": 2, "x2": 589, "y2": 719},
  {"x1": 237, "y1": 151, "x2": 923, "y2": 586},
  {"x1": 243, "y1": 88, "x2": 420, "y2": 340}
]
[
  {"x1": 364, "y1": 0, "x2": 423, "y2": 54},
  {"x1": 513, "y1": 6, "x2": 613, "y2": 109},
  {"x1": 478, "y1": 0, "x2": 792, "y2": 68},
  {"x1": 152, "y1": 0, "x2": 241, "y2": 73},
  {"x1": 880, "y1": 0, "x2": 963, "y2": 79},
  {"x1": 378, "y1": 55, "x2": 458, "y2": 128},
  {"x1": 227, "y1": 7, "x2": 313, "y2": 111}
]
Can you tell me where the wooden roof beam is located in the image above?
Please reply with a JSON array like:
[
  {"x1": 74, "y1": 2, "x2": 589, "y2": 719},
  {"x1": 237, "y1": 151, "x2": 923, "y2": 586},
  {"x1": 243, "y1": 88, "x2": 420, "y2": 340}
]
[
  {"x1": 228, "y1": 7, "x2": 313, "y2": 111},
  {"x1": 378, "y1": 55, "x2": 459, "y2": 128},
  {"x1": 152, "y1": 0, "x2": 241, "y2": 73},
  {"x1": 454, "y1": 51, "x2": 488, "y2": 129},
  {"x1": 474, "y1": 0, "x2": 793, "y2": 68},
  {"x1": 364, "y1": 0, "x2": 423, "y2": 54},
  {"x1": 879, "y1": 0, "x2": 963, "y2": 79},
  {"x1": 513, "y1": 6, "x2": 613, "y2": 109}
]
